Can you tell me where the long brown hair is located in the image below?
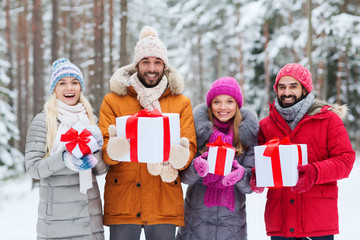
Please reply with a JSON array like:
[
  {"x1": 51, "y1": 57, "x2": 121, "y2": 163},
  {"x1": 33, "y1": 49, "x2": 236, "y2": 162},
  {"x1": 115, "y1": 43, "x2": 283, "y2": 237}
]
[{"x1": 207, "y1": 105, "x2": 245, "y2": 156}]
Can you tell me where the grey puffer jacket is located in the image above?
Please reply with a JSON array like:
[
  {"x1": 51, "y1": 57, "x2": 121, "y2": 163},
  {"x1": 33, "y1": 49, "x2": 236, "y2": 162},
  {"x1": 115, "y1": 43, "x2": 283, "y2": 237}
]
[
  {"x1": 176, "y1": 104, "x2": 259, "y2": 240},
  {"x1": 25, "y1": 112, "x2": 108, "y2": 240}
]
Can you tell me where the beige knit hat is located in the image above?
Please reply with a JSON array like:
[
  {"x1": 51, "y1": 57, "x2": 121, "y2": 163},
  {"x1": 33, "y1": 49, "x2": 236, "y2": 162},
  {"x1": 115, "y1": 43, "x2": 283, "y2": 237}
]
[{"x1": 133, "y1": 26, "x2": 168, "y2": 69}]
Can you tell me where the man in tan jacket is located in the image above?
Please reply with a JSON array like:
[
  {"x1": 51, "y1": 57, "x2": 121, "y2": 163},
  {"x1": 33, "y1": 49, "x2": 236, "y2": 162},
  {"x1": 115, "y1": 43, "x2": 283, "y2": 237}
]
[{"x1": 99, "y1": 26, "x2": 196, "y2": 240}]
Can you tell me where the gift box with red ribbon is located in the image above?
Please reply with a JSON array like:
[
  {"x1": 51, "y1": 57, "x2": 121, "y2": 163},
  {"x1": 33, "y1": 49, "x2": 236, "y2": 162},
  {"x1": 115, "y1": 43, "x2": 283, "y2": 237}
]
[
  {"x1": 60, "y1": 122, "x2": 100, "y2": 158},
  {"x1": 206, "y1": 136, "x2": 236, "y2": 176},
  {"x1": 254, "y1": 137, "x2": 308, "y2": 187},
  {"x1": 116, "y1": 108, "x2": 180, "y2": 163}
]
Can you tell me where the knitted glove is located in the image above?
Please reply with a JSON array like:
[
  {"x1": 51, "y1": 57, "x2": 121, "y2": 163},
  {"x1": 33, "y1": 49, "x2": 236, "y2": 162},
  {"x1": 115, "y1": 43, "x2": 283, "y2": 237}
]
[
  {"x1": 250, "y1": 167, "x2": 265, "y2": 193},
  {"x1": 168, "y1": 137, "x2": 190, "y2": 169},
  {"x1": 106, "y1": 125, "x2": 130, "y2": 160},
  {"x1": 88, "y1": 125, "x2": 104, "y2": 148},
  {"x1": 291, "y1": 164, "x2": 317, "y2": 193},
  {"x1": 63, "y1": 151, "x2": 98, "y2": 172},
  {"x1": 160, "y1": 161, "x2": 179, "y2": 183},
  {"x1": 193, "y1": 152, "x2": 209, "y2": 177},
  {"x1": 222, "y1": 160, "x2": 245, "y2": 186},
  {"x1": 147, "y1": 162, "x2": 163, "y2": 176}
]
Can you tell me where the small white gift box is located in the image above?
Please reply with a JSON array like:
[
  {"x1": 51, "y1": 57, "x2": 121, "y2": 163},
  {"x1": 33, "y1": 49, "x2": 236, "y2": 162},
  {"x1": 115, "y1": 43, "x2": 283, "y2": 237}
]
[
  {"x1": 116, "y1": 109, "x2": 180, "y2": 163},
  {"x1": 255, "y1": 138, "x2": 308, "y2": 187},
  {"x1": 60, "y1": 122, "x2": 100, "y2": 158},
  {"x1": 206, "y1": 136, "x2": 235, "y2": 176}
]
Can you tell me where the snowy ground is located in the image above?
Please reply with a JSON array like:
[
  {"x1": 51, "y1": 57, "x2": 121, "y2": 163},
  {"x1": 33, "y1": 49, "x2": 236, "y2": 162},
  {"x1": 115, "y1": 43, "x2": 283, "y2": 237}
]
[{"x1": 1, "y1": 157, "x2": 360, "y2": 240}]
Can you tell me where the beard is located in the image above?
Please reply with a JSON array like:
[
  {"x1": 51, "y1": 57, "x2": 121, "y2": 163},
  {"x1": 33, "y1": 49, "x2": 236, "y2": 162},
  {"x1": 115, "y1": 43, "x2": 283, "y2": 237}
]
[
  {"x1": 278, "y1": 93, "x2": 306, "y2": 108},
  {"x1": 137, "y1": 71, "x2": 164, "y2": 88}
]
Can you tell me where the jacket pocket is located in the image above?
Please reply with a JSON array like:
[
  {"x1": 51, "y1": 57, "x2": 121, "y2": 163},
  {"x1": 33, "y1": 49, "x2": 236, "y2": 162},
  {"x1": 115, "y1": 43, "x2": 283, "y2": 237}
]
[
  {"x1": 160, "y1": 177, "x2": 184, "y2": 217},
  {"x1": 104, "y1": 171, "x2": 137, "y2": 216},
  {"x1": 301, "y1": 184, "x2": 338, "y2": 233}
]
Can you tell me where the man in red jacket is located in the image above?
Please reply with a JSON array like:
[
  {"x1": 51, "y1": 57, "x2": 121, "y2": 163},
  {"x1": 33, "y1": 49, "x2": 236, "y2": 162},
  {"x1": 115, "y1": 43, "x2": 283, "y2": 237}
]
[{"x1": 252, "y1": 63, "x2": 355, "y2": 240}]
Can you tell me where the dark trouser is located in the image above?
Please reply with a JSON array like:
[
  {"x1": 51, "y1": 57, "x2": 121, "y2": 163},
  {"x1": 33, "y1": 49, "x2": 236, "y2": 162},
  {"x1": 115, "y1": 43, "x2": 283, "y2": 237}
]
[
  {"x1": 110, "y1": 224, "x2": 176, "y2": 240},
  {"x1": 271, "y1": 235, "x2": 334, "y2": 240}
]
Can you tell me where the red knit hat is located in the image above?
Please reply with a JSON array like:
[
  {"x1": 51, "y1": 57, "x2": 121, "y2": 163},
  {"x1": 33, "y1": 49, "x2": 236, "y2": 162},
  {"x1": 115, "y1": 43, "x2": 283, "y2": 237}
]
[
  {"x1": 273, "y1": 63, "x2": 313, "y2": 93},
  {"x1": 206, "y1": 77, "x2": 243, "y2": 108}
]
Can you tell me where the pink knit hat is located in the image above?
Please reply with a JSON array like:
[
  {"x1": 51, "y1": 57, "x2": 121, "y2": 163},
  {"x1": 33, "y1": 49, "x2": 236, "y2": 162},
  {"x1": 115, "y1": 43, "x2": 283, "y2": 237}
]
[
  {"x1": 273, "y1": 63, "x2": 313, "y2": 93},
  {"x1": 206, "y1": 77, "x2": 243, "y2": 108},
  {"x1": 133, "y1": 26, "x2": 168, "y2": 69}
]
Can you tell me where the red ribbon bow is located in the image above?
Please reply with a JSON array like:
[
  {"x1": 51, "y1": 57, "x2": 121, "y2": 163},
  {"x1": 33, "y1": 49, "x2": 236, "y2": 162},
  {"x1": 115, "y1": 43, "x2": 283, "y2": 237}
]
[
  {"x1": 262, "y1": 136, "x2": 303, "y2": 187},
  {"x1": 125, "y1": 108, "x2": 170, "y2": 163},
  {"x1": 206, "y1": 136, "x2": 235, "y2": 176},
  {"x1": 133, "y1": 108, "x2": 163, "y2": 118},
  {"x1": 60, "y1": 128, "x2": 92, "y2": 156}
]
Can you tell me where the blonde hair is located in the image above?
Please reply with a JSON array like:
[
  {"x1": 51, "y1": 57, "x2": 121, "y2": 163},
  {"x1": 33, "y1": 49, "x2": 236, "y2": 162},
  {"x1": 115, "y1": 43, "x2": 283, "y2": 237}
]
[
  {"x1": 44, "y1": 92, "x2": 96, "y2": 155},
  {"x1": 207, "y1": 105, "x2": 245, "y2": 156}
]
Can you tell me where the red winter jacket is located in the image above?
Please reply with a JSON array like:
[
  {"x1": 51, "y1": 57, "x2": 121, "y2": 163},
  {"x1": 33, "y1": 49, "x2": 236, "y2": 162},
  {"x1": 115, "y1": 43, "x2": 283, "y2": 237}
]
[{"x1": 259, "y1": 100, "x2": 355, "y2": 238}]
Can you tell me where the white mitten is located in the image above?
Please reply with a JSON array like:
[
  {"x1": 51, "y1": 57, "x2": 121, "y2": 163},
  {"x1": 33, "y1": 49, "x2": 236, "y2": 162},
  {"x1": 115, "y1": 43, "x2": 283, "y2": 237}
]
[
  {"x1": 106, "y1": 125, "x2": 130, "y2": 160},
  {"x1": 147, "y1": 163, "x2": 163, "y2": 176},
  {"x1": 168, "y1": 137, "x2": 190, "y2": 169},
  {"x1": 160, "y1": 161, "x2": 179, "y2": 183}
]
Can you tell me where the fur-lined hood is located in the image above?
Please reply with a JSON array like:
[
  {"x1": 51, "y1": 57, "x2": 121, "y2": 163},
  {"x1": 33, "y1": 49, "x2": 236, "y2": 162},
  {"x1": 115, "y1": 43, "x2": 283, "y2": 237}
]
[
  {"x1": 193, "y1": 103, "x2": 259, "y2": 150},
  {"x1": 307, "y1": 99, "x2": 348, "y2": 120},
  {"x1": 109, "y1": 64, "x2": 185, "y2": 96}
]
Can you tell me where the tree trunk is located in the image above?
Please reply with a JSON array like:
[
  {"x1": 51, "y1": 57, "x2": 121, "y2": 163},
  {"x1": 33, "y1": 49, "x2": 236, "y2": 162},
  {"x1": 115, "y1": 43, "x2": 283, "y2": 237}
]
[
  {"x1": 264, "y1": 21, "x2": 270, "y2": 105},
  {"x1": 236, "y1": 6, "x2": 245, "y2": 93},
  {"x1": 24, "y1": 0, "x2": 30, "y2": 133},
  {"x1": 120, "y1": 0, "x2": 128, "y2": 66},
  {"x1": 197, "y1": 28, "x2": 205, "y2": 105},
  {"x1": 16, "y1": 0, "x2": 25, "y2": 154},
  {"x1": 108, "y1": 0, "x2": 114, "y2": 75},
  {"x1": 307, "y1": 0, "x2": 313, "y2": 74},
  {"x1": 32, "y1": 0, "x2": 44, "y2": 116},
  {"x1": 336, "y1": 54, "x2": 343, "y2": 105},
  {"x1": 92, "y1": 0, "x2": 105, "y2": 115},
  {"x1": 51, "y1": 0, "x2": 59, "y2": 62}
]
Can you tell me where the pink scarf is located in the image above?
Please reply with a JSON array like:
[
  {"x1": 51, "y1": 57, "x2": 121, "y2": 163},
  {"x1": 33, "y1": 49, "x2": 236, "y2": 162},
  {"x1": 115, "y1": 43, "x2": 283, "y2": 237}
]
[{"x1": 203, "y1": 119, "x2": 236, "y2": 212}]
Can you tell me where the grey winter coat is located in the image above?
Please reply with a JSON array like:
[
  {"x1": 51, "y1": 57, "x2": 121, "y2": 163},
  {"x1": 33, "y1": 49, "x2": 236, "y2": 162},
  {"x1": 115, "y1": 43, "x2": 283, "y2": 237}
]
[
  {"x1": 176, "y1": 104, "x2": 259, "y2": 240},
  {"x1": 25, "y1": 112, "x2": 108, "y2": 240}
]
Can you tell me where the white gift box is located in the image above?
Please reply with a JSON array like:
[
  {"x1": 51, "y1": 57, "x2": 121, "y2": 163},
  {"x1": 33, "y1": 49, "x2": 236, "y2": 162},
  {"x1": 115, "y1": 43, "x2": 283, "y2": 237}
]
[
  {"x1": 207, "y1": 146, "x2": 235, "y2": 176},
  {"x1": 254, "y1": 144, "x2": 308, "y2": 187},
  {"x1": 116, "y1": 111, "x2": 180, "y2": 163},
  {"x1": 61, "y1": 122, "x2": 100, "y2": 159}
]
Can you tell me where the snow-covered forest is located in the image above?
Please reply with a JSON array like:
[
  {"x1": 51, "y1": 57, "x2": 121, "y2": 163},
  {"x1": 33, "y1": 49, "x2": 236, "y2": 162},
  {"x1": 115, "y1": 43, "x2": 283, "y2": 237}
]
[{"x1": 1, "y1": 0, "x2": 360, "y2": 183}]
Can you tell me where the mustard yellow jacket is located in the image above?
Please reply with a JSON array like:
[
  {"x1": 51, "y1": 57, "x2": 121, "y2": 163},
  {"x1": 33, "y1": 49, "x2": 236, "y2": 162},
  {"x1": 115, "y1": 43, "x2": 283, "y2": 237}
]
[{"x1": 99, "y1": 64, "x2": 196, "y2": 226}]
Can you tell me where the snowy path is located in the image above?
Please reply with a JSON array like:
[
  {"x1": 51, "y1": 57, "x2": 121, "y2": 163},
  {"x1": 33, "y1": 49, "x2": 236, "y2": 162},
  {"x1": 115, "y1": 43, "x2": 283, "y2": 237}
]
[{"x1": 1, "y1": 159, "x2": 359, "y2": 239}]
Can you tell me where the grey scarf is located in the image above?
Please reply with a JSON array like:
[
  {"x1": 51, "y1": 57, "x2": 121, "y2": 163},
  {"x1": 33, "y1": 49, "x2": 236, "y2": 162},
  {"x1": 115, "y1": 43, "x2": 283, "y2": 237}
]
[{"x1": 275, "y1": 93, "x2": 315, "y2": 130}]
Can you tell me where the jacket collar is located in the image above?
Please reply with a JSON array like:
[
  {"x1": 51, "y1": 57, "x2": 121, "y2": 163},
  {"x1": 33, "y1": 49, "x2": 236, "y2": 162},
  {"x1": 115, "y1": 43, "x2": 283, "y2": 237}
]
[{"x1": 109, "y1": 64, "x2": 185, "y2": 96}]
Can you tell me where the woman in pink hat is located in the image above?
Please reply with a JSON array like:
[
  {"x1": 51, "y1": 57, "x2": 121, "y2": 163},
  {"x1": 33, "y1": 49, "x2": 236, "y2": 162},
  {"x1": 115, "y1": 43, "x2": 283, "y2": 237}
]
[{"x1": 176, "y1": 77, "x2": 259, "y2": 240}]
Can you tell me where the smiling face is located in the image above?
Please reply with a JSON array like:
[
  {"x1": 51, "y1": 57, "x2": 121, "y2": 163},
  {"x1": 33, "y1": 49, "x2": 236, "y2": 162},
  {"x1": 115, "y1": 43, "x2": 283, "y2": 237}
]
[
  {"x1": 54, "y1": 76, "x2": 81, "y2": 106},
  {"x1": 277, "y1": 76, "x2": 307, "y2": 108},
  {"x1": 136, "y1": 57, "x2": 165, "y2": 88},
  {"x1": 211, "y1": 95, "x2": 237, "y2": 123}
]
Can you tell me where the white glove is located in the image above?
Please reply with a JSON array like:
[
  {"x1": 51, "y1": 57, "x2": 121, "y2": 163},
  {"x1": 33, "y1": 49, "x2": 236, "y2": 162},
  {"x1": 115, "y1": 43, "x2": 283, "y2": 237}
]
[
  {"x1": 106, "y1": 125, "x2": 130, "y2": 160},
  {"x1": 168, "y1": 137, "x2": 190, "y2": 169}
]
